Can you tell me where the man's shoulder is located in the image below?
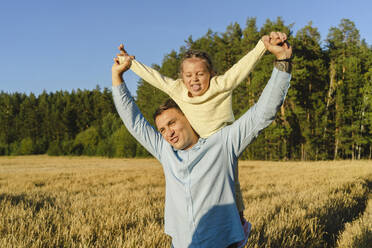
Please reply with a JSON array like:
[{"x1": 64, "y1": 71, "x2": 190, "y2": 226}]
[{"x1": 203, "y1": 129, "x2": 230, "y2": 147}]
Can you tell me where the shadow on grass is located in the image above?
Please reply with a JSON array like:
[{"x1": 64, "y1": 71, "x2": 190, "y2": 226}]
[
  {"x1": 0, "y1": 193, "x2": 56, "y2": 213},
  {"x1": 321, "y1": 178, "x2": 371, "y2": 248}
]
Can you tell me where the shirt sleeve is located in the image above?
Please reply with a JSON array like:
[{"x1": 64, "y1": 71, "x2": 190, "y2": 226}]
[
  {"x1": 129, "y1": 59, "x2": 178, "y2": 95},
  {"x1": 214, "y1": 40, "x2": 266, "y2": 92},
  {"x1": 112, "y1": 82, "x2": 164, "y2": 160},
  {"x1": 225, "y1": 67, "x2": 291, "y2": 157}
]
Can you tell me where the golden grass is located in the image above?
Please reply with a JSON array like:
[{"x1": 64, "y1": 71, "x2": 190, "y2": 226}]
[
  {"x1": 336, "y1": 193, "x2": 372, "y2": 248},
  {"x1": 0, "y1": 156, "x2": 371, "y2": 248}
]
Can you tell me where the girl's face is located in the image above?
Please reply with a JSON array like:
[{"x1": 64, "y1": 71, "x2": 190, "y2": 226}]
[{"x1": 181, "y1": 58, "x2": 212, "y2": 97}]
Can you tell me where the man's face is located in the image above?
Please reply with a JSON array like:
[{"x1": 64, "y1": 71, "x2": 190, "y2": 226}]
[
  {"x1": 155, "y1": 108, "x2": 198, "y2": 150},
  {"x1": 181, "y1": 58, "x2": 211, "y2": 97}
]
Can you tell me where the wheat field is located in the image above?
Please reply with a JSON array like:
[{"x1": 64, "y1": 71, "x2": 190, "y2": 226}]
[{"x1": 0, "y1": 156, "x2": 371, "y2": 248}]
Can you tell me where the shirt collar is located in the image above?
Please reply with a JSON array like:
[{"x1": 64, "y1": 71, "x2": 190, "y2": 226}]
[{"x1": 172, "y1": 138, "x2": 206, "y2": 153}]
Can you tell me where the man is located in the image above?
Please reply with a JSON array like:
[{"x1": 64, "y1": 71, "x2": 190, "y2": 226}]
[{"x1": 112, "y1": 34, "x2": 292, "y2": 248}]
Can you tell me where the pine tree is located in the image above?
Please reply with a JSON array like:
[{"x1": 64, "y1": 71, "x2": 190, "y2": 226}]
[
  {"x1": 326, "y1": 19, "x2": 363, "y2": 159},
  {"x1": 291, "y1": 22, "x2": 328, "y2": 160},
  {"x1": 359, "y1": 41, "x2": 372, "y2": 158}
]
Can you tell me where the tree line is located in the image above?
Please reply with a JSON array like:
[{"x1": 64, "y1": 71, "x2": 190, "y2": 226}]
[{"x1": 1, "y1": 17, "x2": 371, "y2": 160}]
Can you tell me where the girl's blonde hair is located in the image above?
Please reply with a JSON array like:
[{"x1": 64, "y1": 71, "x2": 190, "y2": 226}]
[{"x1": 180, "y1": 50, "x2": 215, "y2": 76}]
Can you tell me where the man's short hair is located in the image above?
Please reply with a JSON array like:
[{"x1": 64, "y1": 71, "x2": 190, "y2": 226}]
[{"x1": 153, "y1": 99, "x2": 183, "y2": 124}]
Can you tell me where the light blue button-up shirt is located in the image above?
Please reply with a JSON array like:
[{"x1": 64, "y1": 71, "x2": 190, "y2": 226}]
[{"x1": 112, "y1": 68, "x2": 290, "y2": 248}]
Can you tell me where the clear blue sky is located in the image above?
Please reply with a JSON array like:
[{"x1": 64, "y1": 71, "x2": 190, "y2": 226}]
[{"x1": 0, "y1": 0, "x2": 371, "y2": 96}]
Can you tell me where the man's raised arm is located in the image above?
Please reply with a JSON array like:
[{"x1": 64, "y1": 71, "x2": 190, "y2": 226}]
[
  {"x1": 112, "y1": 54, "x2": 163, "y2": 159},
  {"x1": 226, "y1": 37, "x2": 292, "y2": 157}
]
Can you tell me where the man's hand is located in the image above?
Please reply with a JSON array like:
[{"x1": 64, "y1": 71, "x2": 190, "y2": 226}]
[
  {"x1": 112, "y1": 44, "x2": 134, "y2": 86},
  {"x1": 262, "y1": 32, "x2": 292, "y2": 60}
]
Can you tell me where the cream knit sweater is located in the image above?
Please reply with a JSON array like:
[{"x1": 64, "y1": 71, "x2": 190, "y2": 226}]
[{"x1": 122, "y1": 40, "x2": 266, "y2": 138}]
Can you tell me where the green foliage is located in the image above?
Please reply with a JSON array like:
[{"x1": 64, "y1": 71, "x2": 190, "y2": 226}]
[
  {"x1": 96, "y1": 139, "x2": 114, "y2": 157},
  {"x1": 0, "y1": 143, "x2": 7, "y2": 155},
  {"x1": 15, "y1": 138, "x2": 35, "y2": 155},
  {"x1": 136, "y1": 77, "x2": 169, "y2": 126},
  {"x1": 99, "y1": 113, "x2": 121, "y2": 139},
  {"x1": 111, "y1": 126, "x2": 137, "y2": 157},
  {"x1": 73, "y1": 127, "x2": 99, "y2": 156},
  {"x1": 47, "y1": 140, "x2": 62, "y2": 156},
  {"x1": 325, "y1": 19, "x2": 370, "y2": 159}
]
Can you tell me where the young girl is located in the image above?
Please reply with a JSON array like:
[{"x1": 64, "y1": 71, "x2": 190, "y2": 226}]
[{"x1": 118, "y1": 32, "x2": 287, "y2": 246}]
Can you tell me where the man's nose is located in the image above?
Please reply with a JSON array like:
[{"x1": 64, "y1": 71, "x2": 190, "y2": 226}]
[
  {"x1": 192, "y1": 75, "x2": 199, "y2": 81},
  {"x1": 166, "y1": 128, "x2": 174, "y2": 138}
]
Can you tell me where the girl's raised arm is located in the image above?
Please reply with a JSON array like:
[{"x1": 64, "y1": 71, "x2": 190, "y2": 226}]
[{"x1": 117, "y1": 44, "x2": 178, "y2": 95}]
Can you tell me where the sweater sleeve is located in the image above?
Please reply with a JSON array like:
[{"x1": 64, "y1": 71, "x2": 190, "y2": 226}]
[
  {"x1": 214, "y1": 40, "x2": 266, "y2": 92},
  {"x1": 118, "y1": 57, "x2": 178, "y2": 95},
  {"x1": 225, "y1": 67, "x2": 291, "y2": 157},
  {"x1": 112, "y1": 82, "x2": 164, "y2": 160}
]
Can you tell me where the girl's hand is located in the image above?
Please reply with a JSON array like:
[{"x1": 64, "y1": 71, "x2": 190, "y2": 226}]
[
  {"x1": 262, "y1": 33, "x2": 292, "y2": 60},
  {"x1": 269, "y1": 32, "x2": 287, "y2": 46}
]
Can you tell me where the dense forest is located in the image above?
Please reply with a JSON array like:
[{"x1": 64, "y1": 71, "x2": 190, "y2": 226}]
[{"x1": 1, "y1": 18, "x2": 371, "y2": 160}]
